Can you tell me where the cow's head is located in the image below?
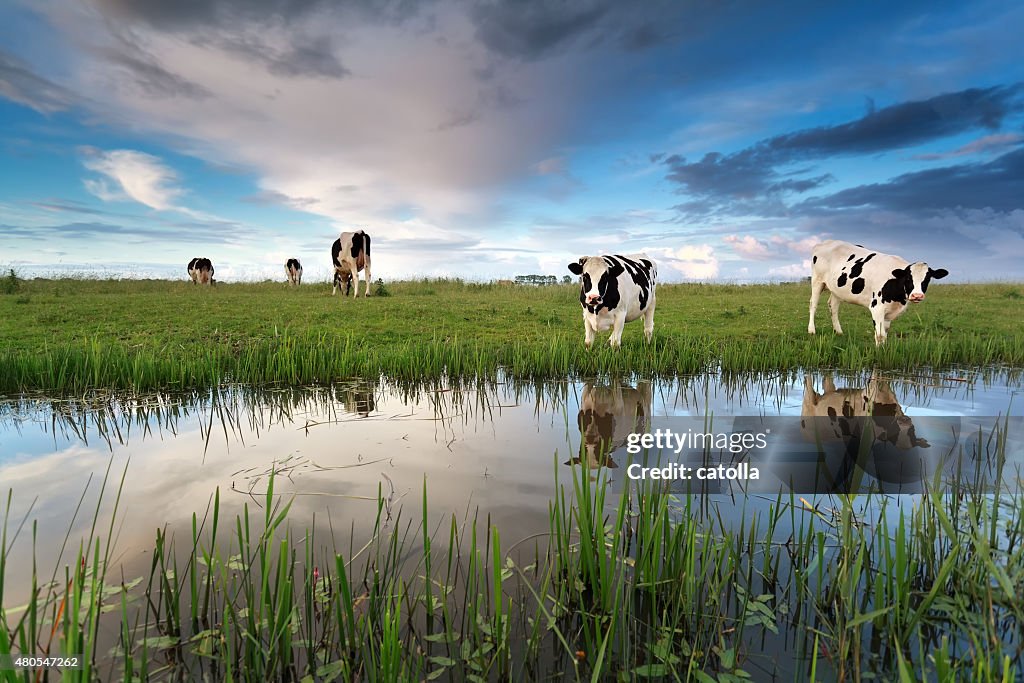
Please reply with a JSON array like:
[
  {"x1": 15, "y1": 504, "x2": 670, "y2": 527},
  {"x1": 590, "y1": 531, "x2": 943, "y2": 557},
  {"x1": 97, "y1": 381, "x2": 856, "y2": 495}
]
[
  {"x1": 333, "y1": 269, "x2": 353, "y2": 296},
  {"x1": 889, "y1": 262, "x2": 948, "y2": 303},
  {"x1": 568, "y1": 256, "x2": 622, "y2": 310}
]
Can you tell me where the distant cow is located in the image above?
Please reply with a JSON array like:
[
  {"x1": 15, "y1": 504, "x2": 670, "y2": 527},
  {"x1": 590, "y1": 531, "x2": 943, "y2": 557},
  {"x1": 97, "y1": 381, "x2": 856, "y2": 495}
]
[
  {"x1": 567, "y1": 254, "x2": 657, "y2": 348},
  {"x1": 809, "y1": 240, "x2": 948, "y2": 346},
  {"x1": 567, "y1": 381, "x2": 652, "y2": 469},
  {"x1": 187, "y1": 257, "x2": 200, "y2": 284},
  {"x1": 285, "y1": 258, "x2": 302, "y2": 286},
  {"x1": 331, "y1": 230, "x2": 372, "y2": 297},
  {"x1": 188, "y1": 257, "x2": 214, "y2": 285}
]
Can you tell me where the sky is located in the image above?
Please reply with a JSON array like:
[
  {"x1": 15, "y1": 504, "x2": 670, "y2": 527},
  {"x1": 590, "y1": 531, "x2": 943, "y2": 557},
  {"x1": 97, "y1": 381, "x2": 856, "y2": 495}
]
[{"x1": 1, "y1": 0, "x2": 1023, "y2": 283}]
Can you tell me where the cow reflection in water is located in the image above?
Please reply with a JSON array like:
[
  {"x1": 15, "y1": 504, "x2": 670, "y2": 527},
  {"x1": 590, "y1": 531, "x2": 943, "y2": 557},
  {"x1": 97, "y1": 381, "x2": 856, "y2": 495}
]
[
  {"x1": 800, "y1": 373, "x2": 929, "y2": 490},
  {"x1": 568, "y1": 382, "x2": 652, "y2": 471},
  {"x1": 330, "y1": 384, "x2": 376, "y2": 418}
]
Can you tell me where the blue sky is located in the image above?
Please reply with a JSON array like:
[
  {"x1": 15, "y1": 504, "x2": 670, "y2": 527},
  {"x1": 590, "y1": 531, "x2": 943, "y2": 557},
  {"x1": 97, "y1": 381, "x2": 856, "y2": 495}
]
[{"x1": 1, "y1": 0, "x2": 1023, "y2": 282}]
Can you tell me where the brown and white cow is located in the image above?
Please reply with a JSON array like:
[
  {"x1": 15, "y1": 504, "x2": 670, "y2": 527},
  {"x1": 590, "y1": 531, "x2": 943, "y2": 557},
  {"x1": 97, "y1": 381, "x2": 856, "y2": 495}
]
[
  {"x1": 567, "y1": 254, "x2": 657, "y2": 348},
  {"x1": 188, "y1": 257, "x2": 214, "y2": 285},
  {"x1": 809, "y1": 240, "x2": 948, "y2": 346},
  {"x1": 331, "y1": 230, "x2": 372, "y2": 297},
  {"x1": 285, "y1": 258, "x2": 302, "y2": 286},
  {"x1": 567, "y1": 381, "x2": 652, "y2": 469}
]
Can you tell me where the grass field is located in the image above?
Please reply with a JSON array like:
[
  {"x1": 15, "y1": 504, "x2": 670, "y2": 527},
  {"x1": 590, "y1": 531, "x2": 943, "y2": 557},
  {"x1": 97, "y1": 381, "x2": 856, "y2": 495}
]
[{"x1": 1, "y1": 276, "x2": 1023, "y2": 393}]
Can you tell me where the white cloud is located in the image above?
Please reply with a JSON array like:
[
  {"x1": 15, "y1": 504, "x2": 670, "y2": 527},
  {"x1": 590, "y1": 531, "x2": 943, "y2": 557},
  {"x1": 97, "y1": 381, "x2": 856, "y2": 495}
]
[
  {"x1": 768, "y1": 260, "x2": 811, "y2": 278},
  {"x1": 82, "y1": 149, "x2": 183, "y2": 211},
  {"x1": 724, "y1": 234, "x2": 773, "y2": 259},
  {"x1": 655, "y1": 244, "x2": 720, "y2": 280}
]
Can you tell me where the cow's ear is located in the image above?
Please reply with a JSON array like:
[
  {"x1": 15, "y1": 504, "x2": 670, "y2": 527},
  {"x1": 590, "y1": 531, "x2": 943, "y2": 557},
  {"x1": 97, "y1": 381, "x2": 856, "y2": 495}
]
[
  {"x1": 929, "y1": 268, "x2": 948, "y2": 280},
  {"x1": 891, "y1": 267, "x2": 909, "y2": 278},
  {"x1": 568, "y1": 259, "x2": 584, "y2": 275}
]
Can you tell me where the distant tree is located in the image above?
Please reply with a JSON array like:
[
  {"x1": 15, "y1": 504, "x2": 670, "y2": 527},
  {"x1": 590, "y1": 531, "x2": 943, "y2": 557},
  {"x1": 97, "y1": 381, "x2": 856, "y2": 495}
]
[{"x1": 562, "y1": 275, "x2": 573, "y2": 284}]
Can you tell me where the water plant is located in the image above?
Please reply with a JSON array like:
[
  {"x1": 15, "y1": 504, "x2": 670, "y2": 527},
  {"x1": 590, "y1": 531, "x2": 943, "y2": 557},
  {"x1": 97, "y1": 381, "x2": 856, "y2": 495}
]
[{"x1": 2, "y1": 414, "x2": 1022, "y2": 681}]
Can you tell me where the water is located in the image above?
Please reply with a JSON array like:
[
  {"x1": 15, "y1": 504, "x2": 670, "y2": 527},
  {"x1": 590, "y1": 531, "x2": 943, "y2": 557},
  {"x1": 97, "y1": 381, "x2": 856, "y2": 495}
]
[{"x1": 1, "y1": 368, "x2": 1021, "y2": 677}]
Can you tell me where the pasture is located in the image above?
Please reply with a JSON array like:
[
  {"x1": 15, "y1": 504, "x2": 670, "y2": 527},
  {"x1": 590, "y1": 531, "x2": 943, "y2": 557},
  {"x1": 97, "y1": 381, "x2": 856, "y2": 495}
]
[{"x1": 1, "y1": 277, "x2": 1023, "y2": 393}]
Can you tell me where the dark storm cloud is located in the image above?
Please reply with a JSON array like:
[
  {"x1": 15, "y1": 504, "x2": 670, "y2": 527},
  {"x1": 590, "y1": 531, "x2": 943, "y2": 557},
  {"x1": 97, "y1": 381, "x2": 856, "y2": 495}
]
[
  {"x1": 663, "y1": 84, "x2": 1024, "y2": 217},
  {"x1": 89, "y1": 0, "x2": 685, "y2": 65},
  {"x1": 90, "y1": 0, "x2": 422, "y2": 30},
  {"x1": 0, "y1": 50, "x2": 77, "y2": 113},
  {"x1": 801, "y1": 147, "x2": 1024, "y2": 213},
  {"x1": 468, "y1": 0, "x2": 612, "y2": 60},
  {"x1": 768, "y1": 85, "x2": 1023, "y2": 156}
]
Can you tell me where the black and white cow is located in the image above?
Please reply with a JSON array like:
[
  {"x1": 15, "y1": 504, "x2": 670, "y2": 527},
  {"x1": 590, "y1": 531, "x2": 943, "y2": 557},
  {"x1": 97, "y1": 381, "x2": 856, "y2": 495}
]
[
  {"x1": 567, "y1": 254, "x2": 657, "y2": 348},
  {"x1": 801, "y1": 373, "x2": 931, "y2": 488},
  {"x1": 187, "y1": 257, "x2": 201, "y2": 284},
  {"x1": 331, "y1": 230, "x2": 372, "y2": 297},
  {"x1": 567, "y1": 381, "x2": 652, "y2": 469},
  {"x1": 809, "y1": 240, "x2": 948, "y2": 346},
  {"x1": 188, "y1": 257, "x2": 214, "y2": 285},
  {"x1": 801, "y1": 373, "x2": 929, "y2": 452},
  {"x1": 285, "y1": 258, "x2": 302, "y2": 286}
]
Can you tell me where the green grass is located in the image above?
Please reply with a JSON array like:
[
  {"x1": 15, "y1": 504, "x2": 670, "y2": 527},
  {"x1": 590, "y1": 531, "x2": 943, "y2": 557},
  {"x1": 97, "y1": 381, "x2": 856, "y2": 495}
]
[
  {"x1": 2, "y1": 420, "x2": 1022, "y2": 681},
  {"x1": 1, "y1": 278, "x2": 1022, "y2": 393}
]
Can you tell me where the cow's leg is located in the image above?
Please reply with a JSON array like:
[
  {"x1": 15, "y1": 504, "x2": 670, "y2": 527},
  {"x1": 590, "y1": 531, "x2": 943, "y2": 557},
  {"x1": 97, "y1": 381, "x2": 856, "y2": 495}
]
[
  {"x1": 828, "y1": 294, "x2": 843, "y2": 335},
  {"x1": 583, "y1": 314, "x2": 595, "y2": 349},
  {"x1": 609, "y1": 312, "x2": 627, "y2": 348},
  {"x1": 349, "y1": 264, "x2": 359, "y2": 298},
  {"x1": 363, "y1": 264, "x2": 372, "y2": 296},
  {"x1": 871, "y1": 308, "x2": 887, "y2": 346},
  {"x1": 643, "y1": 301, "x2": 656, "y2": 343},
  {"x1": 808, "y1": 279, "x2": 826, "y2": 334},
  {"x1": 824, "y1": 375, "x2": 837, "y2": 393},
  {"x1": 331, "y1": 271, "x2": 339, "y2": 296}
]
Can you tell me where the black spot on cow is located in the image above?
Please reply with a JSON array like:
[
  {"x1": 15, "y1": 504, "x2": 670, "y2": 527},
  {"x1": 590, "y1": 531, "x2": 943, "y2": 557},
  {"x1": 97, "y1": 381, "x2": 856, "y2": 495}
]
[
  {"x1": 920, "y1": 267, "x2": 949, "y2": 294},
  {"x1": 188, "y1": 257, "x2": 199, "y2": 272},
  {"x1": 578, "y1": 409, "x2": 615, "y2": 445},
  {"x1": 837, "y1": 273, "x2": 848, "y2": 288},
  {"x1": 880, "y1": 268, "x2": 912, "y2": 304},
  {"x1": 331, "y1": 238, "x2": 342, "y2": 268},
  {"x1": 871, "y1": 298, "x2": 877, "y2": 307},
  {"x1": 848, "y1": 253, "x2": 875, "y2": 278},
  {"x1": 827, "y1": 406, "x2": 837, "y2": 420},
  {"x1": 350, "y1": 232, "x2": 363, "y2": 259},
  {"x1": 851, "y1": 278, "x2": 865, "y2": 295},
  {"x1": 842, "y1": 401, "x2": 854, "y2": 418},
  {"x1": 616, "y1": 255, "x2": 653, "y2": 310},
  {"x1": 812, "y1": 255, "x2": 817, "y2": 264},
  {"x1": 847, "y1": 254, "x2": 855, "y2": 261},
  {"x1": 286, "y1": 258, "x2": 301, "y2": 270}
]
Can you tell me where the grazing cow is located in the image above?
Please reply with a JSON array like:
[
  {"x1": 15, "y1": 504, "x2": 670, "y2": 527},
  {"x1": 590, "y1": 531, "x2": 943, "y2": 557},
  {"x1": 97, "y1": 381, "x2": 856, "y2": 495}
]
[
  {"x1": 808, "y1": 240, "x2": 948, "y2": 346},
  {"x1": 567, "y1": 254, "x2": 657, "y2": 348},
  {"x1": 331, "y1": 230, "x2": 372, "y2": 297},
  {"x1": 567, "y1": 381, "x2": 652, "y2": 469},
  {"x1": 285, "y1": 258, "x2": 302, "y2": 286},
  {"x1": 187, "y1": 257, "x2": 201, "y2": 284},
  {"x1": 188, "y1": 257, "x2": 214, "y2": 285}
]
